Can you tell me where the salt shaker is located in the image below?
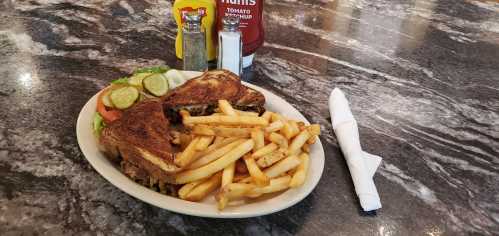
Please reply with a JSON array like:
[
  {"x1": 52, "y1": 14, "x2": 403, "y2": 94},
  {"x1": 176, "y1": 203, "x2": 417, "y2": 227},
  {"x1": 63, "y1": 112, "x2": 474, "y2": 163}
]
[
  {"x1": 183, "y1": 11, "x2": 208, "y2": 71},
  {"x1": 217, "y1": 16, "x2": 242, "y2": 76}
]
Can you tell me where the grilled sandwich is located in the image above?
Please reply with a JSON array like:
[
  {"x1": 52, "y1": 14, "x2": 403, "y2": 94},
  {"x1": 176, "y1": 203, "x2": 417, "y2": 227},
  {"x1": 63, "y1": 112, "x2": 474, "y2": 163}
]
[
  {"x1": 99, "y1": 69, "x2": 266, "y2": 192},
  {"x1": 162, "y1": 70, "x2": 265, "y2": 122},
  {"x1": 99, "y1": 99, "x2": 181, "y2": 186}
]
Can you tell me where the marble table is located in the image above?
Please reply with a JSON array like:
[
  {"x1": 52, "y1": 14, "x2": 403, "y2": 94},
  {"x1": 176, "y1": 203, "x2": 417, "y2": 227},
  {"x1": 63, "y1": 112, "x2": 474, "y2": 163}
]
[{"x1": 1, "y1": 0, "x2": 498, "y2": 235}]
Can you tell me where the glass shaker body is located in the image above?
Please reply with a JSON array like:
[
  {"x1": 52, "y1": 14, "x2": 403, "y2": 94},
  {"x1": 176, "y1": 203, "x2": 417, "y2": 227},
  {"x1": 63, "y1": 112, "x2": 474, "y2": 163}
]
[
  {"x1": 217, "y1": 17, "x2": 242, "y2": 76},
  {"x1": 182, "y1": 12, "x2": 208, "y2": 71}
]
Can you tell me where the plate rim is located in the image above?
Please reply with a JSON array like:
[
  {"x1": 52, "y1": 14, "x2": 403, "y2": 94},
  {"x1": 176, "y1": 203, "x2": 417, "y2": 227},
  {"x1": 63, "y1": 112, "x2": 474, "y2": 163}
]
[{"x1": 76, "y1": 81, "x2": 325, "y2": 218}]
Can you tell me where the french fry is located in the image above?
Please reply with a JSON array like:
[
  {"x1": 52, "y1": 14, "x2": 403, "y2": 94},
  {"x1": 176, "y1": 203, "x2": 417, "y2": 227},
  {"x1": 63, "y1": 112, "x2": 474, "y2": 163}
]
[
  {"x1": 179, "y1": 109, "x2": 190, "y2": 119},
  {"x1": 307, "y1": 135, "x2": 317, "y2": 144},
  {"x1": 184, "y1": 172, "x2": 222, "y2": 201},
  {"x1": 213, "y1": 136, "x2": 225, "y2": 145},
  {"x1": 264, "y1": 154, "x2": 301, "y2": 178},
  {"x1": 235, "y1": 159, "x2": 248, "y2": 174},
  {"x1": 281, "y1": 121, "x2": 300, "y2": 139},
  {"x1": 174, "y1": 137, "x2": 200, "y2": 167},
  {"x1": 233, "y1": 173, "x2": 249, "y2": 182},
  {"x1": 246, "y1": 175, "x2": 291, "y2": 198},
  {"x1": 302, "y1": 143, "x2": 310, "y2": 153},
  {"x1": 288, "y1": 129, "x2": 311, "y2": 155},
  {"x1": 192, "y1": 125, "x2": 252, "y2": 138},
  {"x1": 218, "y1": 100, "x2": 238, "y2": 116},
  {"x1": 196, "y1": 136, "x2": 214, "y2": 151},
  {"x1": 250, "y1": 128, "x2": 265, "y2": 151},
  {"x1": 235, "y1": 110, "x2": 259, "y2": 117},
  {"x1": 289, "y1": 153, "x2": 310, "y2": 188},
  {"x1": 216, "y1": 183, "x2": 256, "y2": 210},
  {"x1": 222, "y1": 162, "x2": 236, "y2": 187},
  {"x1": 268, "y1": 132, "x2": 288, "y2": 148},
  {"x1": 183, "y1": 115, "x2": 268, "y2": 126},
  {"x1": 243, "y1": 154, "x2": 270, "y2": 187},
  {"x1": 271, "y1": 113, "x2": 285, "y2": 122},
  {"x1": 179, "y1": 133, "x2": 193, "y2": 150},
  {"x1": 178, "y1": 178, "x2": 207, "y2": 199},
  {"x1": 307, "y1": 124, "x2": 321, "y2": 136},
  {"x1": 200, "y1": 137, "x2": 239, "y2": 155},
  {"x1": 260, "y1": 111, "x2": 272, "y2": 122},
  {"x1": 188, "y1": 139, "x2": 245, "y2": 170},
  {"x1": 175, "y1": 139, "x2": 254, "y2": 184},
  {"x1": 215, "y1": 190, "x2": 229, "y2": 210},
  {"x1": 256, "y1": 149, "x2": 287, "y2": 168},
  {"x1": 265, "y1": 120, "x2": 284, "y2": 133},
  {"x1": 237, "y1": 176, "x2": 252, "y2": 183},
  {"x1": 252, "y1": 143, "x2": 278, "y2": 158}
]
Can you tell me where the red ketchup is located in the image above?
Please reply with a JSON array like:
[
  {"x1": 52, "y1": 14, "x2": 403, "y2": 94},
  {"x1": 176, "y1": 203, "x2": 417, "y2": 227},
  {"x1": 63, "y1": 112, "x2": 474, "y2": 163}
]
[{"x1": 216, "y1": 0, "x2": 264, "y2": 67}]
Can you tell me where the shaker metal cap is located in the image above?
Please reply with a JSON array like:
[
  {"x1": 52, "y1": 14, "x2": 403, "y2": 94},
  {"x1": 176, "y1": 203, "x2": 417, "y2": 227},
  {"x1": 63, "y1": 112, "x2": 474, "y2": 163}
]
[
  {"x1": 184, "y1": 11, "x2": 202, "y2": 23},
  {"x1": 222, "y1": 16, "x2": 240, "y2": 30}
]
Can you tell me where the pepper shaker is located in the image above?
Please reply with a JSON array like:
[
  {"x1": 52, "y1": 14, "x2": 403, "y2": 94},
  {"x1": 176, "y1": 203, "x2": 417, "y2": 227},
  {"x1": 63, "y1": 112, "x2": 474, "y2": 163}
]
[{"x1": 183, "y1": 11, "x2": 208, "y2": 71}]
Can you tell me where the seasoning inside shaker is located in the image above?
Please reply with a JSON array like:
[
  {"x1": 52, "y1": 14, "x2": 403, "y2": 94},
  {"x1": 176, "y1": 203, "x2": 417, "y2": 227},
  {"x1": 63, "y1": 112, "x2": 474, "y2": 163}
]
[{"x1": 183, "y1": 11, "x2": 208, "y2": 71}]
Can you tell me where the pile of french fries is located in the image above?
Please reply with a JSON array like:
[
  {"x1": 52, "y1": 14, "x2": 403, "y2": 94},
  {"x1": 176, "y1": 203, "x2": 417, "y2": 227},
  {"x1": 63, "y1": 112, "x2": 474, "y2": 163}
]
[{"x1": 171, "y1": 100, "x2": 320, "y2": 210}]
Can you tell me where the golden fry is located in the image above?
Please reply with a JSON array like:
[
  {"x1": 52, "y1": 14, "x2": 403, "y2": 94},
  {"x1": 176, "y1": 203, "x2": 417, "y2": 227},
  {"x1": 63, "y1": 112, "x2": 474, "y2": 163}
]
[
  {"x1": 289, "y1": 153, "x2": 310, "y2": 188},
  {"x1": 281, "y1": 121, "x2": 300, "y2": 139},
  {"x1": 183, "y1": 115, "x2": 268, "y2": 126},
  {"x1": 246, "y1": 175, "x2": 291, "y2": 198},
  {"x1": 264, "y1": 154, "x2": 301, "y2": 178},
  {"x1": 252, "y1": 143, "x2": 278, "y2": 158},
  {"x1": 175, "y1": 139, "x2": 254, "y2": 184},
  {"x1": 192, "y1": 125, "x2": 252, "y2": 138},
  {"x1": 196, "y1": 136, "x2": 214, "y2": 151},
  {"x1": 216, "y1": 183, "x2": 255, "y2": 210},
  {"x1": 302, "y1": 143, "x2": 310, "y2": 153},
  {"x1": 288, "y1": 129, "x2": 311, "y2": 155},
  {"x1": 271, "y1": 113, "x2": 285, "y2": 123},
  {"x1": 243, "y1": 154, "x2": 270, "y2": 187},
  {"x1": 233, "y1": 173, "x2": 249, "y2": 182},
  {"x1": 251, "y1": 128, "x2": 265, "y2": 152},
  {"x1": 268, "y1": 132, "x2": 288, "y2": 148},
  {"x1": 218, "y1": 100, "x2": 238, "y2": 116},
  {"x1": 260, "y1": 111, "x2": 272, "y2": 122},
  {"x1": 307, "y1": 135, "x2": 317, "y2": 144},
  {"x1": 188, "y1": 139, "x2": 245, "y2": 170},
  {"x1": 178, "y1": 178, "x2": 206, "y2": 199},
  {"x1": 213, "y1": 136, "x2": 225, "y2": 145},
  {"x1": 265, "y1": 120, "x2": 284, "y2": 133},
  {"x1": 307, "y1": 124, "x2": 321, "y2": 136},
  {"x1": 174, "y1": 137, "x2": 200, "y2": 167},
  {"x1": 235, "y1": 110, "x2": 259, "y2": 117},
  {"x1": 179, "y1": 133, "x2": 193, "y2": 150},
  {"x1": 184, "y1": 172, "x2": 222, "y2": 201},
  {"x1": 179, "y1": 109, "x2": 190, "y2": 119},
  {"x1": 222, "y1": 162, "x2": 236, "y2": 187},
  {"x1": 256, "y1": 149, "x2": 287, "y2": 168}
]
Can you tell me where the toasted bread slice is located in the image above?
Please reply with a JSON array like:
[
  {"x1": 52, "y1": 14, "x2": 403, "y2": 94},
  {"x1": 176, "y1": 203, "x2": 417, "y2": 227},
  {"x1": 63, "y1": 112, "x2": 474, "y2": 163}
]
[{"x1": 162, "y1": 70, "x2": 265, "y2": 121}]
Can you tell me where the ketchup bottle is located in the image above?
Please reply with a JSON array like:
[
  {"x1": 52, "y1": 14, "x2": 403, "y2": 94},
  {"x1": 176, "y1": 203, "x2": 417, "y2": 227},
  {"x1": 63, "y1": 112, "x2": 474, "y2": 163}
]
[{"x1": 216, "y1": 0, "x2": 264, "y2": 67}]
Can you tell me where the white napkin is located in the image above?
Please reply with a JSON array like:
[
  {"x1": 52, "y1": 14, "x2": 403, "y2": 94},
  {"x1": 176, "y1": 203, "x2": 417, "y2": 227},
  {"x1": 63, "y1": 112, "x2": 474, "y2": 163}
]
[{"x1": 329, "y1": 88, "x2": 382, "y2": 211}]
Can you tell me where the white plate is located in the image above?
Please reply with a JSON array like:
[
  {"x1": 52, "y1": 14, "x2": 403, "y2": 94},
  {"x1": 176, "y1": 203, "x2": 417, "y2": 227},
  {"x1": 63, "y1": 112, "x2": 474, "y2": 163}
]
[{"x1": 76, "y1": 71, "x2": 325, "y2": 218}]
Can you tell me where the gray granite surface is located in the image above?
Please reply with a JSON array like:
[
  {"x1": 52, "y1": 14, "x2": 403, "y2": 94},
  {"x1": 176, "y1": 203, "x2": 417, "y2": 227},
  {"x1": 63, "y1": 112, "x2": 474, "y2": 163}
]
[{"x1": 1, "y1": 0, "x2": 498, "y2": 235}]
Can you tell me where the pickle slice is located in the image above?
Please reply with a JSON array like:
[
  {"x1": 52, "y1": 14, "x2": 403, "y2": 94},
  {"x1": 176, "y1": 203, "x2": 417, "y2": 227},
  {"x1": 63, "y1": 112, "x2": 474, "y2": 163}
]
[
  {"x1": 128, "y1": 72, "x2": 153, "y2": 88},
  {"x1": 143, "y1": 73, "x2": 169, "y2": 96},
  {"x1": 110, "y1": 86, "x2": 139, "y2": 109},
  {"x1": 164, "y1": 69, "x2": 188, "y2": 89},
  {"x1": 101, "y1": 89, "x2": 114, "y2": 108}
]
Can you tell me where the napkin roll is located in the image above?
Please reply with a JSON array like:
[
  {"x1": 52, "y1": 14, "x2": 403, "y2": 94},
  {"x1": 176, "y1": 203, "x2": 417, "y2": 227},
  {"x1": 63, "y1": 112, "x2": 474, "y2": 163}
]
[{"x1": 330, "y1": 88, "x2": 382, "y2": 212}]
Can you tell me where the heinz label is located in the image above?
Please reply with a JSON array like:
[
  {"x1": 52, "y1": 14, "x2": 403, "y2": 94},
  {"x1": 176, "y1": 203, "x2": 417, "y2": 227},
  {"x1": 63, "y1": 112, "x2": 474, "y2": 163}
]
[{"x1": 217, "y1": 0, "x2": 264, "y2": 55}]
